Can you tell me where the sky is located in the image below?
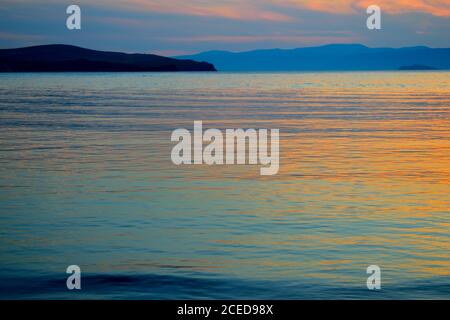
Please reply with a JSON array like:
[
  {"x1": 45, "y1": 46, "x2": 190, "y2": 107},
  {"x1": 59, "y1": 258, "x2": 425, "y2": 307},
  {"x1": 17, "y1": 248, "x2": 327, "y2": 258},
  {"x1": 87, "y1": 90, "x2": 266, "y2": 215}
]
[{"x1": 0, "y1": 0, "x2": 449, "y2": 55}]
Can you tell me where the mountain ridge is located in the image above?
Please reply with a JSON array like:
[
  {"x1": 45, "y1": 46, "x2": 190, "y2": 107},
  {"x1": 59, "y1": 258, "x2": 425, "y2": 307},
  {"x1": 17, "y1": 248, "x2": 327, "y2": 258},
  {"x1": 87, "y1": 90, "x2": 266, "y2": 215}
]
[{"x1": 176, "y1": 44, "x2": 450, "y2": 71}]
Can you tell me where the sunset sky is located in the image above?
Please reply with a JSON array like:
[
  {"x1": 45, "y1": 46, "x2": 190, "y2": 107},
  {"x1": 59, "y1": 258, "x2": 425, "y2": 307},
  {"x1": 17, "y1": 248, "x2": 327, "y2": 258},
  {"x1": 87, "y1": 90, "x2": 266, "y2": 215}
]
[{"x1": 0, "y1": 0, "x2": 449, "y2": 55}]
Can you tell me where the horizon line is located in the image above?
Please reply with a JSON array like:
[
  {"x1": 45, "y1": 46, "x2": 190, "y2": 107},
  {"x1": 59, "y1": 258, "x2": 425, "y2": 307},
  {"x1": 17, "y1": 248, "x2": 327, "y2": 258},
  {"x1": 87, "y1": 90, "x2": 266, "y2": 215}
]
[{"x1": 2, "y1": 42, "x2": 450, "y2": 58}]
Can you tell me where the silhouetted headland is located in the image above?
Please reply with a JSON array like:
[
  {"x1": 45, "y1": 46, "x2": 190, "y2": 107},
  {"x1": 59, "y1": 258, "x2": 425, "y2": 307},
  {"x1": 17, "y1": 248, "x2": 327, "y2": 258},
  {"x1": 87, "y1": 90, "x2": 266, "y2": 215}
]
[{"x1": 0, "y1": 44, "x2": 216, "y2": 72}]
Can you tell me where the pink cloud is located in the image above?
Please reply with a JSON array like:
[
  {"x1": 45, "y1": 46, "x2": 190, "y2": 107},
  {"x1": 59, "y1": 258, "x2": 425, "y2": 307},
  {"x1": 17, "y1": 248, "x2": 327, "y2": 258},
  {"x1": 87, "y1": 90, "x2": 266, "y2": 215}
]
[
  {"x1": 5, "y1": 0, "x2": 450, "y2": 24},
  {"x1": 150, "y1": 49, "x2": 197, "y2": 56},
  {"x1": 284, "y1": 0, "x2": 450, "y2": 16},
  {"x1": 88, "y1": 0, "x2": 450, "y2": 18},
  {"x1": 162, "y1": 33, "x2": 361, "y2": 45},
  {"x1": 92, "y1": 0, "x2": 293, "y2": 21},
  {"x1": 0, "y1": 32, "x2": 44, "y2": 42}
]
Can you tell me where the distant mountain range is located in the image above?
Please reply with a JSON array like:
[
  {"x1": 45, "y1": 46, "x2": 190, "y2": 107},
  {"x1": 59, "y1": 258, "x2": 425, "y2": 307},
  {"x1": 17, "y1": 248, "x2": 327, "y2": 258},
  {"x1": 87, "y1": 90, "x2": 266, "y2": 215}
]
[
  {"x1": 0, "y1": 44, "x2": 216, "y2": 72},
  {"x1": 176, "y1": 44, "x2": 450, "y2": 71},
  {"x1": 398, "y1": 64, "x2": 438, "y2": 70},
  {"x1": 1, "y1": 44, "x2": 448, "y2": 73}
]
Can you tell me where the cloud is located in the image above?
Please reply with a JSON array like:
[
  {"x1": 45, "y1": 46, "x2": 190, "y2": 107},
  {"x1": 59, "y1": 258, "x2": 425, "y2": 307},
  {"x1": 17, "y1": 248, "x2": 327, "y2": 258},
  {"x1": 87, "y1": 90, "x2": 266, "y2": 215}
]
[
  {"x1": 84, "y1": 0, "x2": 450, "y2": 19},
  {"x1": 90, "y1": 0, "x2": 293, "y2": 21},
  {"x1": 150, "y1": 49, "x2": 197, "y2": 56},
  {"x1": 162, "y1": 32, "x2": 360, "y2": 45},
  {"x1": 368, "y1": 0, "x2": 450, "y2": 17},
  {"x1": 283, "y1": 0, "x2": 450, "y2": 17},
  {"x1": 0, "y1": 31, "x2": 44, "y2": 42},
  {"x1": 3, "y1": 0, "x2": 450, "y2": 22},
  {"x1": 1, "y1": 0, "x2": 449, "y2": 51}
]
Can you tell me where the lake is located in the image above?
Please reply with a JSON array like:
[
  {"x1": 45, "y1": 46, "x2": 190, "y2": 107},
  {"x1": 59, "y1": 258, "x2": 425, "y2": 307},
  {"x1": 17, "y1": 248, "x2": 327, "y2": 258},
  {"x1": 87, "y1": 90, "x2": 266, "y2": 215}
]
[{"x1": 0, "y1": 71, "x2": 449, "y2": 299}]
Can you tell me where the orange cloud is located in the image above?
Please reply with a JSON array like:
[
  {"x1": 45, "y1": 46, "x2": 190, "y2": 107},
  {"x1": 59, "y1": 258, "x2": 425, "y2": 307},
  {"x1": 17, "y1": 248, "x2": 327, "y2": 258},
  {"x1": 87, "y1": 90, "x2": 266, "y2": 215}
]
[
  {"x1": 0, "y1": 32, "x2": 44, "y2": 42},
  {"x1": 360, "y1": 0, "x2": 450, "y2": 17},
  {"x1": 284, "y1": 0, "x2": 450, "y2": 16},
  {"x1": 162, "y1": 33, "x2": 361, "y2": 45},
  {"x1": 120, "y1": 1, "x2": 450, "y2": 18},
  {"x1": 7, "y1": 0, "x2": 450, "y2": 21},
  {"x1": 100, "y1": 0, "x2": 293, "y2": 21}
]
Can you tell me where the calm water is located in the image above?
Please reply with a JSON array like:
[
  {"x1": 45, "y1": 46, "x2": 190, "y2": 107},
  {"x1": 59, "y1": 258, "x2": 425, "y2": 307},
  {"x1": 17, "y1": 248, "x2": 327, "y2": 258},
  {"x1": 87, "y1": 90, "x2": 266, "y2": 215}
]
[{"x1": 0, "y1": 72, "x2": 449, "y2": 299}]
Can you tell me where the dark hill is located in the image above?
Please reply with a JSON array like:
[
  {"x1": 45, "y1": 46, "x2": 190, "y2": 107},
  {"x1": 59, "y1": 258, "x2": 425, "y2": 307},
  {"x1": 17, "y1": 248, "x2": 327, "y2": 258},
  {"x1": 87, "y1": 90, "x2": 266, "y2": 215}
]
[{"x1": 0, "y1": 44, "x2": 216, "y2": 72}]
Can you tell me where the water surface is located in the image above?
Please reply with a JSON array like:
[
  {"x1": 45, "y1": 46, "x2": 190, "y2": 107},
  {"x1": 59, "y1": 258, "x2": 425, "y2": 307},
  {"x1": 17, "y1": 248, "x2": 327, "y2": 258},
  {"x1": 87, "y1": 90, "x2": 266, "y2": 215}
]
[{"x1": 0, "y1": 72, "x2": 449, "y2": 299}]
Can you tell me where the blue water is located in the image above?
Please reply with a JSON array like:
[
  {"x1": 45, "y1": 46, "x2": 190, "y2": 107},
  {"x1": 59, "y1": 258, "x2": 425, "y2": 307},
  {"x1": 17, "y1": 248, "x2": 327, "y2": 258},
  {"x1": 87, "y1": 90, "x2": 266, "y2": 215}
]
[{"x1": 0, "y1": 72, "x2": 449, "y2": 299}]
